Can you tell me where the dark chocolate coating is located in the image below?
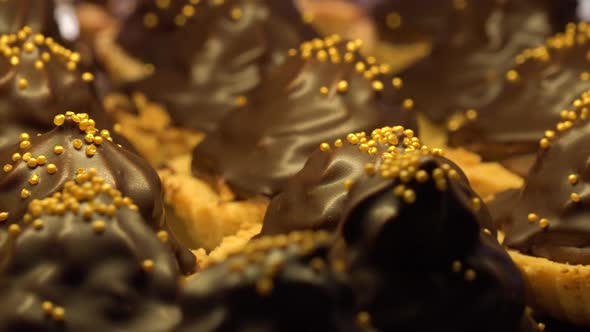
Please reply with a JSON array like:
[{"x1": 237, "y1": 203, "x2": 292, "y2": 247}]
[
  {"x1": 337, "y1": 151, "x2": 525, "y2": 332},
  {"x1": 261, "y1": 143, "x2": 375, "y2": 235},
  {"x1": 0, "y1": 0, "x2": 61, "y2": 37},
  {"x1": 398, "y1": 0, "x2": 552, "y2": 122},
  {"x1": 499, "y1": 97, "x2": 590, "y2": 265},
  {"x1": 0, "y1": 28, "x2": 116, "y2": 151},
  {"x1": 449, "y1": 23, "x2": 590, "y2": 161},
  {"x1": 261, "y1": 126, "x2": 417, "y2": 236},
  {"x1": 370, "y1": 0, "x2": 459, "y2": 44},
  {"x1": 118, "y1": 0, "x2": 316, "y2": 132},
  {"x1": 178, "y1": 231, "x2": 368, "y2": 332},
  {"x1": 192, "y1": 37, "x2": 417, "y2": 198},
  {"x1": 0, "y1": 113, "x2": 196, "y2": 274},
  {"x1": 0, "y1": 175, "x2": 182, "y2": 332}
]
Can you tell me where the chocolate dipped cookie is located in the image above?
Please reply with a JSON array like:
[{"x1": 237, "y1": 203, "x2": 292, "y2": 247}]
[
  {"x1": 0, "y1": 172, "x2": 182, "y2": 332},
  {"x1": 449, "y1": 23, "x2": 590, "y2": 174},
  {"x1": 495, "y1": 87, "x2": 590, "y2": 326},
  {"x1": 161, "y1": 35, "x2": 417, "y2": 251},
  {"x1": 0, "y1": 112, "x2": 196, "y2": 274}
]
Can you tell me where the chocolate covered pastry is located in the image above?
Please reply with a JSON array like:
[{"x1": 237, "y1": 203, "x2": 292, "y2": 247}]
[
  {"x1": 449, "y1": 23, "x2": 590, "y2": 170},
  {"x1": 105, "y1": 0, "x2": 316, "y2": 132},
  {"x1": 0, "y1": 172, "x2": 182, "y2": 332},
  {"x1": 262, "y1": 125, "x2": 522, "y2": 236},
  {"x1": 0, "y1": 27, "x2": 117, "y2": 150},
  {"x1": 0, "y1": 0, "x2": 61, "y2": 37},
  {"x1": 495, "y1": 87, "x2": 590, "y2": 326},
  {"x1": 0, "y1": 112, "x2": 196, "y2": 274},
  {"x1": 396, "y1": 0, "x2": 552, "y2": 122},
  {"x1": 335, "y1": 144, "x2": 525, "y2": 332},
  {"x1": 178, "y1": 231, "x2": 370, "y2": 332},
  {"x1": 162, "y1": 35, "x2": 417, "y2": 250}
]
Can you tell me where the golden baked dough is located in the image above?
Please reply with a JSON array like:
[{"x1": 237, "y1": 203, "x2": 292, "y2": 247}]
[
  {"x1": 105, "y1": 93, "x2": 204, "y2": 166},
  {"x1": 159, "y1": 155, "x2": 267, "y2": 251}
]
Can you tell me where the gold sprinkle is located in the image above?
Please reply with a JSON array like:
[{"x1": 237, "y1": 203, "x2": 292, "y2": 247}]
[
  {"x1": 344, "y1": 179, "x2": 353, "y2": 190},
  {"x1": 53, "y1": 114, "x2": 65, "y2": 126},
  {"x1": 256, "y1": 277, "x2": 273, "y2": 296},
  {"x1": 471, "y1": 197, "x2": 481, "y2": 211},
  {"x1": 571, "y1": 193, "x2": 581, "y2": 202},
  {"x1": 403, "y1": 189, "x2": 416, "y2": 204},
  {"x1": 157, "y1": 230, "x2": 169, "y2": 243},
  {"x1": 42, "y1": 301, "x2": 53, "y2": 315},
  {"x1": 392, "y1": 77, "x2": 403, "y2": 89},
  {"x1": 92, "y1": 220, "x2": 106, "y2": 233},
  {"x1": 539, "y1": 218, "x2": 550, "y2": 229},
  {"x1": 33, "y1": 219, "x2": 43, "y2": 230},
  {"x1": 19, "y1": 140, "x2": 31, "y2": 149},
  {"x1": 3, "y1": 164, "x2": 12, "y2": 172},
  {"x1": 36, "y1": 155, "x2": 46, "y2": 165},
  {"x1": 10, "y1": 56, "x2": 19, "y2": 65},
  {"x1": 506, "y1": 70, "x2": 520, "y2": 82},
  {"x1": 53, "y1": 145, "x2": 64, "y2": 154},
  {"x1": 142, "y1": 259, "x2": 155, "y2": 272},
  {"x1": 81, "y1": 72, "x2": 94, "y2": 82},
  {"x1": 539, "y1": 138, "x2": 550, "y2": 149},
  {"x1": 0, "y1": 212, "x2": 8, "y2": 222},
  {"x1": 402, "y1": 99, "x2": 414, "y2": 110},
  {"x1": 73, "y1": 139, "x2": 83, "y2": 150},
  {"x1": 27, "y1": 158, "x2": 37, "y2": 168},
  {"x1": 464, "y1": 269, "x2": 477, "y2": 281},
  {"x1": 18, "y1": 79, "x2": 28, "y2": 89},
  {"x1": 465, "y1": 109, "x2": 478, "y2": 121},
  {"x1": 11, "y1": 153, "x2": 21, "y2": 161},
  {"x1": 337, "y1": 80, "x2": 348, "y2": 93},
  {"x1": 29, "y1": 174, "x2": 40, "y2": 185},
  {"x1": 52, "y1": 306, "x2": 65, "y2": 321},
  {"x1": 356, "y1": 311, "x2": 372, "y2": 327},
  {"x1": 452, "y1": 261, "x2": 462, "y2": 273},
  {"x1": 9, "y1": 224, "x2": 20, "y2": 237},
  {"x1": 21, "y1": 188, "x2": 30, "y2": 199},
  {"x1": 319, "y1": 143, "x2": 330, "y2": 152},
  {"x1": 527, "y1": 213, "x2": 538, "y2": 223},
  {"x1": 372, "y1": 80, "x2": 384, "y2": 92},
  {"x1": 568, "y1": 174, "x2": 579, "y2": 185}
]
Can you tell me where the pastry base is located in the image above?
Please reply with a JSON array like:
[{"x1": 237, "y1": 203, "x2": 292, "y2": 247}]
[
  {"x1": 104, "y1": 93, "x2": 204, "y2": 167},
  {"x1": 418, "y1": 115, "x2": 523, "y2": 200},
  {"x1": 508, "y1": 250, "x2": 590, "y2": 326},
  {"x1": 158, "y1": 155, "x2": 267, "y2": 252}
]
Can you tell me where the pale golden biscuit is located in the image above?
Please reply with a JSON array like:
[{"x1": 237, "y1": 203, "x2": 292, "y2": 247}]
[
  {"x1": 418, "y1": 114, "x2": 524, "y2": 200},
  {"x1": 159, "y1": 155, "x2": 267, "y2": 251},
  {"x1": 105, "y1": 93, "x2": 204, "y2": 166},
  {"x1": 445, "y1": 148, "x2": 524, "y2": 201},
  {"x1": 508, "y1": 250, "x2": 590, "y2": 327}
]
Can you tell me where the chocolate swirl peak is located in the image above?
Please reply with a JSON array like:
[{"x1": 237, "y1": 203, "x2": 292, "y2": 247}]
[
  {"x1": 0, "y1": 0, "x2": 61, "y2": 37},
  {"x1": 499, "y1": 88, "x2": 590, "y2": 265},
  {"x1": 0, "y1": 172, "x2": 182, "y2": 332},
  {"x1": 192, "y1": 35, "x2": 417, "y2": 198},
  {"x1": 118, "y1": 0, "x2": 316, "y2": 132},
  {"x1": 178, "y1": 230, "x2": 370, "y2": 332},
  {"x1": 0, "y1": 27, "x2": 112, "y2": 150},
  {"x1": 449, "y1": 22, "x2": 590, "y2": 161},
  {"x1": 261, "y1": 125, "x2": 421, "y2": 236},
  {"x1": 0, "y1": 112, "x2": 196, "y2": 274},
  {"x1": 334, "y1": 144, "x2": 524, "y2": 331},
  {"x1": 397, "y1": 0, "x2": 551, "y2": 122}
]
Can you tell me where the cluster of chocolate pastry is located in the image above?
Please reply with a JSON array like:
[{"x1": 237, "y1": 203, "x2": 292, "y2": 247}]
[{"x1": 1, "y1": 0, "x2": 590, "y2": 331}]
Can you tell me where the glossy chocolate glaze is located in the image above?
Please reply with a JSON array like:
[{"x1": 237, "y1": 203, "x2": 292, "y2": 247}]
[
  {"x1": 117, "y1": 0, "x2": 316, "y2": 132},
  {"x1": 0, "y1": 28, "x2": 115, "y2": 151},
  {"x1": 0, "y1": 113, "x2": 196, "y2": 274},
  {"x1": 397, "y1": 0, "x2": 552, "y2": 122},
  {"x1": 0, "y1": 173, "x2": 182, "y2": 332},
  {"x1": 334, "y1": 146, "x2": 524, "y2": 331},
  {"x1": 370, "y1": 0, "x2": 459, "y2": 44},
  {"x1": 449, "y1": 23, "x2": 590, "y2": 161},
  {"x1": 0, "y1": 0, "x2": 61, "y2": 37},
  {"x1": 178, "y1": 231, "x2": 369, "y2": 332},
  {"x1": 192, "y1": 36, "x2": 417, "y2": 198},
  {"x1": 261, "y1": 126, "x2": 418, "y2": 236},
  {"x1": 498, "y1": 89, "x2": 590, "y2": 265}
]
